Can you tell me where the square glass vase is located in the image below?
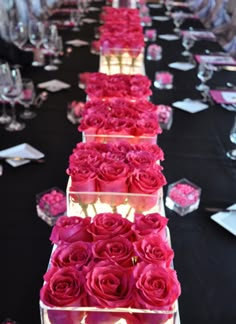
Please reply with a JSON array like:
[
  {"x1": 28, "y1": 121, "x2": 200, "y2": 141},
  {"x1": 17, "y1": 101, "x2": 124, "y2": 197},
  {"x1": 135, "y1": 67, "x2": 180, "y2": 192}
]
[
  {"x1": 66, "y1": 177, "x2": 163, "y2": 221},
  {"x1": 165, "y1": 178, "x2": 201, "y2": 216},
  {"x1": 99, "y1": 47, "x2": 145, "y2": 75},
  {"x1": 36, "y1": 187, "x2": 67, "y2": 226}
]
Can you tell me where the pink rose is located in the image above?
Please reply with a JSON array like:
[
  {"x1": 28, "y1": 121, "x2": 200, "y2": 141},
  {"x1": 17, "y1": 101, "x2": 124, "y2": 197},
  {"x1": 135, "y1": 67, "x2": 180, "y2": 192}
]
[
  {"x1": 92, "y1": 236, "x2": 134, "y2": 268},
  {"x1": 133, "y1": 262, "x2": 181, "y2": 309},
  {"x1": 40, "y1": 266, "x2": 86, "y2": 324},
  {"x1": 84, "y1": 261, "x2": 134, "y2": 308},
  {"x1": 134, "y1": 143, "x2": 164, "y2": 161},
  {"x1": 50, "y1": 216, "x2": 92, "y2": 244},
  {"x1": 132, "y1": 212, "x2": 168, "y2": 240},
  {"x1": 51, "y1": 241, "x2": 92, "y2": 270},
  {"x1": 78, "y1": 113, "x2": 105, "y2": 134},
  {"x1": 97, "y1": 161, "x2": 130, "y2": 206},
  {"x1": 133, "y1": 234, "x2": 174, "y2": 267},
  {"x1": 88, "y1": 213, "x2": 134, "y2": 241},
  {"x1": 128, "y1": 168, "x2": 166, "y2": 211},
  {"x1": 126, "y1": 151, "x2": 156, "y2": 170}
]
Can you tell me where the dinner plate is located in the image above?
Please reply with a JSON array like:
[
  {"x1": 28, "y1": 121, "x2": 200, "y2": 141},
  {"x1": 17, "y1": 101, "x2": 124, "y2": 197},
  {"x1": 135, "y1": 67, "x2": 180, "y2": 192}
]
[
  {"x1": 0, "y1": 143, "x2": 44, "y2": 167},
  {"x1": 211, "y1": 204, "x2": 236, "y2": 236}
]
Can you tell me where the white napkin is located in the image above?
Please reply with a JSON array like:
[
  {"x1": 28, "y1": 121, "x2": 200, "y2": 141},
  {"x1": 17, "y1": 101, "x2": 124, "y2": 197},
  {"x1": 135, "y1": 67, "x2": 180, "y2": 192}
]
[
  {"x1": 198, "y1": 55, "x2": 235, "y2": 65},
  {"x1": 172, "y1": 99, "x2": 208, "y2": 113},
  {"x1": 83, "y1": 18, "x2": 97, "y2": 23},
  {"x1": 88, "y1": 6, "x2": 100, "y2": 11},
  {"x1": 148, "y1": 4, "x2": 163, "y2": 8},
  {"x1": 152, "y1": 16, "x2": 170, "y2": 21},
  {"x1": 158, "y1": 34, "x2": 180, "y2": 41},
  {"x1": 66, "y1": 39, "x2": 89, "y2": 47},
  {"x1": 211, "y1": 204, "x2": 236, "y2": 236},
  {"x1": 38, "y1": 79, "x2": 71, "y2": 92},
  {"x1": 222, "y1": 91, "x2": 236, "y2": 103},
  {"x1": 168, "y1": 62, "x2": 195, "y2": 71}
]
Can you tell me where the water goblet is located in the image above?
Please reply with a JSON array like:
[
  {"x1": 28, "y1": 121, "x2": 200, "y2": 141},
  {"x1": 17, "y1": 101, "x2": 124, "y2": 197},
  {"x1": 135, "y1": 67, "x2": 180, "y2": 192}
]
[
  {"x1": 165, "y1": 0, "x2": 173, "y2": 16},
  {"x1": 19, "y1": 79, "x2": 36, "y2": 120},
  {"x1": 196, "y1": 63, "x2": 214, "y2": 92},
  {"x1": 2, "y1": 67, "x2": 25, "y2": 132},
  {"x1": 29, "y1": 20, "x2": 45, "y2": 66},
  {"x1": 0, "y1": 62, "x2": 12, "y2": 124},
  {"x1": 226, "y1": 116, "x2": 236, "y2": 159},
  {"x1": 181, "y1": 34, "x2": 195, "y2": 56},
  {"x1": 173, "y1": 13, "x2": 184, "y2": 33},
  {"x1": 43, "y1": 24, "x2": 58, "y2": 71},
  {"x1": 70, "y1": 10, "x2": 81, "y2": 31},
  {"x1": 10, "y1": 21, "x2": 28, "y2": 49}
]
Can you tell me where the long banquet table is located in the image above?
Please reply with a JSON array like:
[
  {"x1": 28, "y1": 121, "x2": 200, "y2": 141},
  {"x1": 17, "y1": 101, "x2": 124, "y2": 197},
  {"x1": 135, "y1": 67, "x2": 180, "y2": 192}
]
[{"x1": 0, "y1": 1, "x2": 236, "y2": 324}]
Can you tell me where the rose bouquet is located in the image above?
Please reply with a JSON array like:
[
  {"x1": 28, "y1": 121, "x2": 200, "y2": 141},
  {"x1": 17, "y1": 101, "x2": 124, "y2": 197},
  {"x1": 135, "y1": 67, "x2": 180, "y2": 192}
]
[
  {"x1": 85, "y1": 73, "x2": 152, "y2": 100},
  {"x1": 66, "y1": 142, "x2": 166, "y2": 218},
  {"x1": 78, "y1": 97, "x2": 162, "y2": 143},
  {"x1": 40, "y1": 214, "x2": 181, "y2": 324}
]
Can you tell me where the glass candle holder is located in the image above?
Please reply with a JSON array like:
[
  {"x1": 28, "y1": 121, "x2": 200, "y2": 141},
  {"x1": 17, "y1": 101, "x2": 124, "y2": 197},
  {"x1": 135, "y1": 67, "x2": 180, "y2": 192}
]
[
  {"x1": 165, "y1": 178, "x2": 201, "y2": 216},
  {"x1": 36, "y1": 187, "x2": 67, "y2": 226},
  {"x1": 145, "y1": 29, "x2": 157, "y2": 42},
  {"x1": 157, "y1": 105, "x2": 173, "y2": 130},
  {"x1": 146, "y1": 44, "x2": 162, "y2": 61},
  {"x1": 154, "y1": 71, "x2": 173, "y2": 89}
]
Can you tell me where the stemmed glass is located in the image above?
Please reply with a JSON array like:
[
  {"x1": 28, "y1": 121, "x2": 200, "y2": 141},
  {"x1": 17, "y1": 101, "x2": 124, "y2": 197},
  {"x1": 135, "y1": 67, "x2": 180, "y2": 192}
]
[
  {"x1": 29, "y1": 20, "x2": 45, "y2": 66},
  {"x1": 0, "y1": 62, "x2": 12, "y2": 124},
  {"x1": 173, "y1": 13, "x2": 184, "y2": 33},
  {"x1": 196, "y1": 63, "x2": 214, "y2": 92},
  {"x1": 2, "y1": 67, "x2": 25, "y2": 132},
  {"x1": 165, "y1": 0, "x2": 173, "y2": 16},
  {"x1": 19, "y1": 79, "x2": 36, "y2": 120},
  {"x1": 43, "y1": 24, "x2": 58, "y2": 71},
  {"x1": 181, "y1": 35, "x2": 195, "y2": 56},
  {"x1": 52, "y1": 36, "x2": 63, "y2": 65},
  {"x1": 226, "y1": 116, "x2": 236, "y2": 159},
  {"x1": 9, "y1": 21, "x2": 28, "y2": 49},
  {"x1": 70, "y1": 10, "x2": 81, "y2": 31}
]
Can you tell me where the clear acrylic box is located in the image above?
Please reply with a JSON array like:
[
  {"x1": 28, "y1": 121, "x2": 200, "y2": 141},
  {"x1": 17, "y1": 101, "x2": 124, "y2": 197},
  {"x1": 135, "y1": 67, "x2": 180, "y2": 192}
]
[
  {"x1": 82, "y1": 132, "x2": 158, "y2": 145},
  {"x1": 165, "y1": 178, "x2": 201, "y2": 216},
  {"x1": 99, "y1": 47, "x2": 145, "y2": 75},
  {"x1": 36, "y1": 187, "x2": 67, "y2": 226},
  {"x1": 66, "y1": 177, "x2": 163, "y2": 221}
]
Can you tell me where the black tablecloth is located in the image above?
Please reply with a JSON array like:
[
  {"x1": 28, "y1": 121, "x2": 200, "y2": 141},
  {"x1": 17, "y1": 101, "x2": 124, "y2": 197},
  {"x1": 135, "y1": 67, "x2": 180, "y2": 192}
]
[{"x1": 0, "y1": 2, "x2": 236, "y2": 324}]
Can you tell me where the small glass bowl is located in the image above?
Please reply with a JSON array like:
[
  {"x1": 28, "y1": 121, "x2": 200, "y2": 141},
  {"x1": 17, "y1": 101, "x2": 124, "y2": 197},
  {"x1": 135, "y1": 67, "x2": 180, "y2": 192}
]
[
  {"x1": 165, "y1": 178, "x2": 201, "y2": 216},
  {"x1": 146, "y1": 44, "x2": 162, "y2": 61},
  {"x1": 36, "y1": 187, "x2": 67, "y2": 226},
  {"x1": 154, "y1": 71, "x2": 173, "y2": 89}
]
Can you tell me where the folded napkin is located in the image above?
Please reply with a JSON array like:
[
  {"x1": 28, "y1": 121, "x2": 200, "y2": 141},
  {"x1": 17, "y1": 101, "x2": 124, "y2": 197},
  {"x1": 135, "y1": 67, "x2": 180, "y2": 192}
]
[
  {"x1": 181, "y1": 30, "x2": 216, "y2": 41},
  {"x1": 148, "y1": 3, "x2": 163, "y2": 8},
  {"x1": 66, "y1": 39, "x2": 89, "y2": 47},
  {"x1": 37, "y1": 79, "x2": 71, "y2": 92},
  {"x1": 158, "y1": 34, "x2": 180, "y2": 41},
  {"x1": 172, "y1": 99, "x2": 208, "y2": 113},
  {"x1": 195, "y1": 55, "x2": 236, "y2": 65},
  {"x1": 83, "y1": 18, "x2": 97, "y2": 23},
  {"x1": 168, "y1": 62, "x2": 195, "y2": 71},
  {"x1": 152, "y1": 16, "x2": 170, "y2": 21},
  {"x1": 210, "y1": 90, "x2": 236, "y2": 104}
]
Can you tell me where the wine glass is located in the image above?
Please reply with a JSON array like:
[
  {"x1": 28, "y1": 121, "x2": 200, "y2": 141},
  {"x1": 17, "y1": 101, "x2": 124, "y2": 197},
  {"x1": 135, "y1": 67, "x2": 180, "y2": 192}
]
[
  {"x1": 19, "y1": 79, "x2": 36, "y2": 120},
  {"x1": 0, "y1": 62, "x2": 12, "y2": 124},
  {"x1": 165, "y1": 0, "x2": 173, "y2": 15},
  {"x1": 43, "y1": 24, "x2": 58, "y2": 71},
  {"x1": 10, "y1": 21, "x2": 28, "y2": 49},
  {"x1": 226, "y1": 116, "x2": 236, "y2": 159},
  {"x1": 70, "y1": 10, "x2": 81, "y2": 31},
  {"x1": 52, "y1": 36, "x2": 63, "y2": 65},
  {"x1": 196, "y1": 63, "x2": 214, "y2": 92},
  {"x1": 2, "y1": 67, "x2": 25, "y2": 132},
  {"x1": 181, "y1": 35, "x2": 195, "y2": 56},
  {"x1": 173, "y1": 13, "x2": 184, "y2": 33},
  {"x1": 29, "y1": 20, "x2": 45, "y2": 66}
]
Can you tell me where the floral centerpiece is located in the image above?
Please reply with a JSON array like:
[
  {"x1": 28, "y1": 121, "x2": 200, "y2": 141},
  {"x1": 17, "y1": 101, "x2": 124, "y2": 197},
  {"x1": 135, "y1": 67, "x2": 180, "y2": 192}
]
[
  {"x1": 85, "y1": 73, "x2": 152, "y2": 100},
  {"x1": 40, "y1": 213, "x2": 181, "y2": 324},
  {"x1": 78, "y1": 97, "x2": 162, "y2": 143},
  {"x1": 66, "y1": 141, "x2": 166, "y2": 218}
]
